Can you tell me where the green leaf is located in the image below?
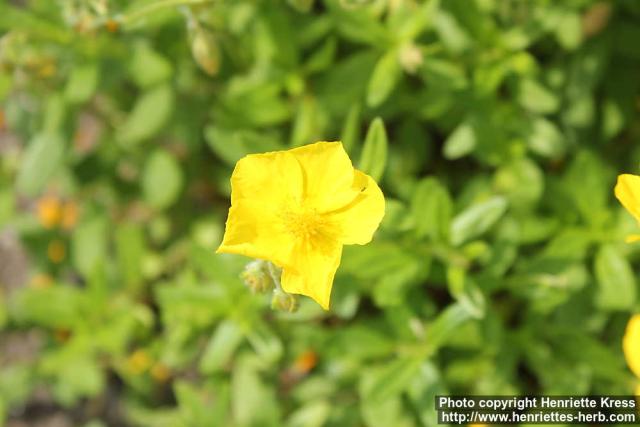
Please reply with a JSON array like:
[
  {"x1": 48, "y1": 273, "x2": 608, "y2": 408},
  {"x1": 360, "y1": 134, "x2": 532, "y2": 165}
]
[
  {"x1": 304, "y1": 36, "x2": 336, "y2": 73},
  {"x1": 594, "y1": 245, "x2": 636, "y2": 310},
  {"x1": 446, "y1": 266, "x2": 485, "y2": 319},
  {"x1": 290, "y1": 96, "x2": 321, "y2": 147},
  {"x1": 200, "y1": 320, "x2": 244, "y2": 373},
  {"x1": 64, "y1": 63, "x2": 99, "y2": 104},
  {"x1": 317, "y1": 51, "x2": 377, "y2": 115},
  {"x1": 72, "y1": 216, "x2": 108, "y2": 278},
  {"x1": 205, "y1": 125, "x2": 283, "y2": 167},
  {"x1": 564, "y1": 94, "x2": 594, "y2": 128},
  {"x1": 341, "y1": 242, "x2": 417, "y2": 279},
  {"x1": 16, "y1": 133, "x2": 65, "y2": 196},
  {"x1": 367, "y1": 49, "x2": 401, "y2": 107},
  {"x1": 0, "y1": 5, "x2": 71, "y2": 42},
  {"x1": 434, "y1": 9, "x2": 471, "y2": 53},
  {"x1": 117, "y1": 84, "x2": 173, "y2": 145},
  {"x1": 494, "y1": 158, "x2": 544, "y2": 209},
  {"x1": 518, "y1": 78, "x2": 559, "y2": 114},
  {"x1": 555, "y1": 12, "x2": 582, "y2": 50},
  {"x1": 115, "y1": 223, "x2": 146, "y2": 291},
  {"x1": 424, "y1": 303, "x2": 473, "y2": 353},
  {"x1": 286, "y1": 401, "x2": 331, "y2": 427},
  {"x1": 527, "y1": 118, "x2": 565, "y2": 159},
  {"x1": 11, "y1": 286, "x2": 82, "y2": 328},
  {"x1": 331, "y1": 326, "x2": 394, "y2": 360},
  {"x1": 340, "y1": 103, "x2": 361, "y2": 154},
  {"x1": 443, "y1": 120, "x2": 475, "y2": 159},
  {"x1": 232, "y1": 355, "x2": 279, "y2": 426},
  {"x1": 450, "y1": 196, "x2": 508, "y2": 246},
  {"x1": 411, "y1": 177, "x2": 452, "y2": 241},
  {"x1": 174, "y1": 381, "x2": 220, "y2": 426},
  {"x1": 142, "y1": 149, "x2": 184, "y2": 209},
  {"x1": 360, "y1": 357, "x2": 422, "y2": 404},
  {"x1": 129, "y1": 42, "x2": 173, "y2": 88},
  {"x1": 358, "y1": 117, "x2": 388, "y2": 181},
  {"x1": 373, "y1": 261, "x2": 426, "y2": 307}
]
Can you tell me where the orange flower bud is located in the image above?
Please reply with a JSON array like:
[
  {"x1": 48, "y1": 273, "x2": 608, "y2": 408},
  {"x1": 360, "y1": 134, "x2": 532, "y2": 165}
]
[
  {"x1": 37, "y1": 195, "x2": 62, "y2": 229},
  {"x1": 105, "y1": 19, "x2": 119, "y2": 33},
  {"x1": 293, "y1": 350, "x2": 318, "y2": 374}
]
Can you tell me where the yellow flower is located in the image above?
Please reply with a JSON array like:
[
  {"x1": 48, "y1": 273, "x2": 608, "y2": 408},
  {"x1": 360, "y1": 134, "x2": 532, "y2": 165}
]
[
  {"x1": 624, "y1": 314, "x2": 640, "y2": 380},
  {"x1": 217, "y1": 141, "x2": 385, "y2": 309},
  {"x1": 614, "y1": 174, "x2": 640, "y2": 242}
]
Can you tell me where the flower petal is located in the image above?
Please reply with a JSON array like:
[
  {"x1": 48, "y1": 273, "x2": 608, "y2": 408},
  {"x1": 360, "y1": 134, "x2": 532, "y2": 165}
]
[
  {"x1": 623, "y1": 314, "x2": 640, "y2": 379},
  {"x1": 216, "y1": 151, "x2": 302, "y2": 267},
  {"x1": 229, "y1": 150, "x2": 303, "y2": 206},
  {"x1": 329, "y1": 170, "x2": 385, "y2": 245},
  {"x1": 615, "y1": 174, "x2": 640, "y2": 223},
  {"x1": 289, "y1": 141, "x2": 357, "y2": 212},
  {"x1": 216, "y1": 200, "x2": 295, "y2": 267},
  {"x1": 281, "y1": 241, "x2": 342, "y2": 310},
  {"x1": 626, "y1": 234, "x2": 640, "y2": 243}
]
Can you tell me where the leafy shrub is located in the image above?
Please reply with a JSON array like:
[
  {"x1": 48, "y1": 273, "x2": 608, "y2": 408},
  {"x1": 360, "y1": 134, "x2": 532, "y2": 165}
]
[{"x1": 1, "y1": 0, "x2": 640, "y2": 425}]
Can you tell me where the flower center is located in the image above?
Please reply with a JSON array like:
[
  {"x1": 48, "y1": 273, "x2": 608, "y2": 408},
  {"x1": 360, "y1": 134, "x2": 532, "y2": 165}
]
[{"x1": 280, "y1": 205, "x2": 337, "y2": 252}]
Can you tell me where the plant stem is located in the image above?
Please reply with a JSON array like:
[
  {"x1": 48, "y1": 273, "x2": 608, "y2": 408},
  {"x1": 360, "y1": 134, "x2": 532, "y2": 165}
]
[{"x1": 266, "y1": 262, "x2": 283, "y2": 293}]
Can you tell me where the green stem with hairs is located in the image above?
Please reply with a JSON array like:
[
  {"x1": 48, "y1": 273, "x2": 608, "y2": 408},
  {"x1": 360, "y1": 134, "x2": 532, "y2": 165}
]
[{"x1": 266, "y1": 262, "x2": 283, "y2": 293}]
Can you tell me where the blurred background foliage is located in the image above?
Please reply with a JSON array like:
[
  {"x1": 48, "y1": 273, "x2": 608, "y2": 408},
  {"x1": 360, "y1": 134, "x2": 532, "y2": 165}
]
[{"x1": 1, "y1": 0, "x2": 640, "y2": 425}]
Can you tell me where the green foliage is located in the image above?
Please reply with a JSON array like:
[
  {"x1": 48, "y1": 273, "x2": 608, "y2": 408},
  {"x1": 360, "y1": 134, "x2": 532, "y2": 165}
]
[{"x1": 1, "y1": 0, "x2": 640, "y2": 425}]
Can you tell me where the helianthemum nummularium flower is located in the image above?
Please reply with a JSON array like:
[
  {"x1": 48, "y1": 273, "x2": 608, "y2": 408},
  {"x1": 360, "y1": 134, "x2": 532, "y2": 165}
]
[
  {"x1": 216, "y1": 141, "x2": 385, "y2": 309},
  {"x1": 614, "y1": 174, "x2": 640, "y2": 242},
  {"x1": 623, "y1": 314, "x2": 640, "y2": 395}
]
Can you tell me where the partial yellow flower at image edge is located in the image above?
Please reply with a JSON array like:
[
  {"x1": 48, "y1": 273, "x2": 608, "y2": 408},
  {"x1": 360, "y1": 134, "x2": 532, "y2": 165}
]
[
  {"x1": 216, "y1": 141, "x2": 385, "y2": 310},
  {"x1": 614, "y1": 174, "x2": 640, "y2": 242},
  {"x1": 615, "y1": 175, "x2": 640, "y2": 394},
  {"x1": 623, "y1": 314, "x2": 640, "y2": 395}
]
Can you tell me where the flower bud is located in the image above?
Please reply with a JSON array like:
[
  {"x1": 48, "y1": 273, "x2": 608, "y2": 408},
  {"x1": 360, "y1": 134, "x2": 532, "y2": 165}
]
[
  {"x1": 271, "y1": 289, "x2": 299, "y2": 313},
  {"x1": 191, "y1": 27, "x2": 220, "y2": 76},
  {"x1": 36, "y1": 195, "x2": 62, "y2": 229},
  {"x1": 399, "y1": 42, "x2": 423, "y2": 74},
  {"x1": 240, "y1": 260, "x2": 273, "y2": 293}
]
